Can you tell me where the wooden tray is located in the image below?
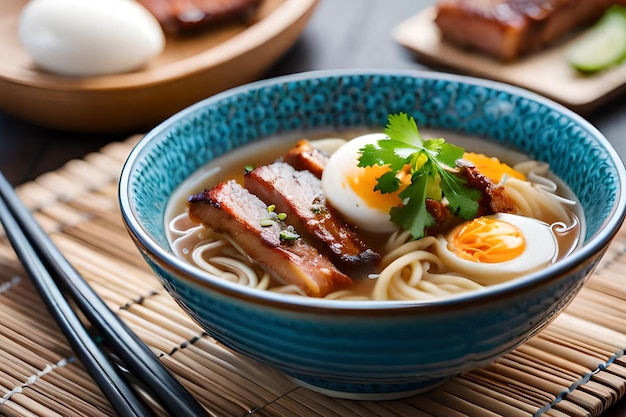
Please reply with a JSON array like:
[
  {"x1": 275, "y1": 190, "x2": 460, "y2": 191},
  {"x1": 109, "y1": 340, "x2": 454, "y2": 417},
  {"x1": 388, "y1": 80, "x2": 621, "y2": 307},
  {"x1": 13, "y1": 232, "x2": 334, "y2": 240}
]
[
  {"x1": 393, "y1": 6, "x2": 626, "y2": 114},
  {"x1": 0, "y1": 0, "x2": 318, "y2": 133}
]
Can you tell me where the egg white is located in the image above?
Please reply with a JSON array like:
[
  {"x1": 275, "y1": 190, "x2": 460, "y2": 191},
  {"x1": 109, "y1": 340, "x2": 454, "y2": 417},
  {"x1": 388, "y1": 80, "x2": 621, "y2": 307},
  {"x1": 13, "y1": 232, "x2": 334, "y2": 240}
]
[
  {"x1": 435, "y1": 213, "x2": 558, "y2": 285},
  {"x1": 19, "y1": 0, "x2": 165, "y2": 77},
  {"x1": 321, "y1": 133, "x2": 399, "y2": 233}
]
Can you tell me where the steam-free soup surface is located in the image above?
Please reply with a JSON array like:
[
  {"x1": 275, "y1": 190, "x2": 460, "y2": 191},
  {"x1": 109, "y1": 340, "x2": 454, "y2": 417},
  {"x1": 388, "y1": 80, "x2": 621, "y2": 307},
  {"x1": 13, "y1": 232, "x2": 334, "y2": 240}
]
[{"x1": 165, "y1": 128, "x2": 583, "y2": 301}]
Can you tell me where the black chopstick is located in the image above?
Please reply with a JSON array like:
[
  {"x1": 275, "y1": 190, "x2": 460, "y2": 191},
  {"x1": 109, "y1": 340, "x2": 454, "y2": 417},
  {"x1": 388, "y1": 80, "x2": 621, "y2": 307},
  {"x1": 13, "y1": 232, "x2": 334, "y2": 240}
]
[
  {"x1": 0, "y1": 173, "x2": 210, "y2": 417},
  {"x1": 0, "y1": 190, "x2": 155, "y2": 416}
]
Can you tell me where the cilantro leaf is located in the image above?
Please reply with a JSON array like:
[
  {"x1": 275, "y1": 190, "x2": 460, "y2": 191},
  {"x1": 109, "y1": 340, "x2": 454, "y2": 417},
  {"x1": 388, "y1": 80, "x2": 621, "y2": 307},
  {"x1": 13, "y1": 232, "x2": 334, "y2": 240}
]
[
  {"x1": 359, "y1": 143, "x2": 403, "y2": 170},
  {"x1": 390, "y1": 173, "x2": 437, "y2": 238},
  {"x1": 375, "y1": 171, "x2": 401, "y2": 194},
  {"x1": 436, "y1": 164, "x2": 481, "y2": 219},
  {"x1": 357, "y1": 112, "x2": 481, "y2": 239},
  {"x1": 384, "y1": 113, "x2": 421, "y2": 145},
  {"x1": 424, "y1": 139, "x2": 465, "y2": 167}
]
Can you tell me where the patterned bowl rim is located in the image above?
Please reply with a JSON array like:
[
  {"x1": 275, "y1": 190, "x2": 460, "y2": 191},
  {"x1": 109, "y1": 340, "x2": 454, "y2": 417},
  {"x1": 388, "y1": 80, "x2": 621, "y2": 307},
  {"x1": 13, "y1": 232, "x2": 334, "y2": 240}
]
[{"x1": 119, "y1": 69, "x2": 626, "y2": 313}]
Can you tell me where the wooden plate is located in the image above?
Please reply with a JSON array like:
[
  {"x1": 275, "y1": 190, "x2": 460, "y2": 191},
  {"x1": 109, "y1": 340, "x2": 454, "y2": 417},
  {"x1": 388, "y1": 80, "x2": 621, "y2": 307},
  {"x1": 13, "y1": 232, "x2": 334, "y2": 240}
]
[
  {"x1": 0, "y1": 0, "x2": 318, "y2": 132},
  {"x1": 393, "y1": 6, "x2": 626, "y2": 114}
]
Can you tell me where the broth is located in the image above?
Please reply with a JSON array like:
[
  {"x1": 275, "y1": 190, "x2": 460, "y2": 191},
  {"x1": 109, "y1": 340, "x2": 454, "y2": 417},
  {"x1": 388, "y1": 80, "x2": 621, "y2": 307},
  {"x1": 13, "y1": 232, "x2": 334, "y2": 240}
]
[{"x1": 165, "y1": 129, "x2": 584, "y2": 300}]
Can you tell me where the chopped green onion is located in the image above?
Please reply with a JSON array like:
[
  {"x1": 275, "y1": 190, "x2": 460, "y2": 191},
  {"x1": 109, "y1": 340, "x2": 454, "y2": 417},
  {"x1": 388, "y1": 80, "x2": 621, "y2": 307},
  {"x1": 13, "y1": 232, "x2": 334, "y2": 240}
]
[
  {"x1": 260, "y1": 218, "x2": 274, "y2": 227},
  {"x1": 279, "y1": 226, "x2": 300, "y2": 241}
]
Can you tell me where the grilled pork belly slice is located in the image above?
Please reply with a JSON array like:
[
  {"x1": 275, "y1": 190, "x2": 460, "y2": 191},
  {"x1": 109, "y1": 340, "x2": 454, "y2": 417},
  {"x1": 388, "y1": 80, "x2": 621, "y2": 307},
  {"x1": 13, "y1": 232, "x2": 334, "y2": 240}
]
[
  {"x1": 283, "y1": 140, "x2": 329, "y2": 179},
  {"x1": 434, "y1": 0, "x2": 618, "y2": 61},
  {"x1": 137, "y1": 0, "x2": 261, "y2": 35},
  {"x1": 187, "y1": 180, "x2": 352, "y2": 297},
  {"x1": 244, "y1": 162, "x2": 381, "y2": 274}
]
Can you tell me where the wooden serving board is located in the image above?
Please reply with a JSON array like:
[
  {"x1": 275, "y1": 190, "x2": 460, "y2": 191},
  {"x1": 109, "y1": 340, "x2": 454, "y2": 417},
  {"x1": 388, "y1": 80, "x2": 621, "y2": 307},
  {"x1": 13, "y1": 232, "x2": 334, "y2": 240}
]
[{"x1": 393, "y1": 7, "x2": 626, "y2": 114}]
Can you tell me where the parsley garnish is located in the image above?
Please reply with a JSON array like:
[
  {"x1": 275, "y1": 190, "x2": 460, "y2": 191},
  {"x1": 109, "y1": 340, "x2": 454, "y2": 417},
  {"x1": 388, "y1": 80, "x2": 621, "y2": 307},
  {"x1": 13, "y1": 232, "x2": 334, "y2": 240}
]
[{"x1": 358, "y1": 113, "x2": 481, "y2": 239}]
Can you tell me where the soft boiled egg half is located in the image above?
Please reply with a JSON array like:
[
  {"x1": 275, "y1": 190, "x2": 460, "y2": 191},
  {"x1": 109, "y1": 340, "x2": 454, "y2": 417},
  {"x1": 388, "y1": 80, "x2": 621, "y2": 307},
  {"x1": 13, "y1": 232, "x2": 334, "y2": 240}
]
[
  {"x1": 436, "y1": 213, "x2": 558, "y2": 285},
  {"x1": 321, "y1": 133, "x2": 405, "y2": 233}
]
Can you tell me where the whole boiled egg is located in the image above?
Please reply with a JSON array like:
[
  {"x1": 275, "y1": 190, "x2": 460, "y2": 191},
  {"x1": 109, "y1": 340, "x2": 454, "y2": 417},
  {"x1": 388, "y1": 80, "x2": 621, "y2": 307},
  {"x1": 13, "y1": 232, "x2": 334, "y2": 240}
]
[
  {"x1": 436, "y1": 213, "x2": 558, "y2": 285},
  {"x1": 18, "y1": 0, "x2": 166, "y2": 77},
  {"x1": 322, "y1": 133, "x2": 406, "y2": 233}
]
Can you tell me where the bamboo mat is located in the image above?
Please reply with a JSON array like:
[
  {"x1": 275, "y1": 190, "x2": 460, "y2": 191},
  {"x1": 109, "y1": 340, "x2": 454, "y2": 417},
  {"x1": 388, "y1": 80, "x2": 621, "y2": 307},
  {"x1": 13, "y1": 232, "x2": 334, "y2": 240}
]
[{"x1": 1, "y1": 136, "x2": 626, "y2": 417}]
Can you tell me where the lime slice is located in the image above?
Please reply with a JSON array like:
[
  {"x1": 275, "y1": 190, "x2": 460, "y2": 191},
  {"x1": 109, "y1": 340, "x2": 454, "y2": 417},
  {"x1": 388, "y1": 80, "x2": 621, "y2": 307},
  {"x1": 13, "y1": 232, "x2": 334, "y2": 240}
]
[{"x1": 566, "y1": 6, "x2": 626, "y2": 73}]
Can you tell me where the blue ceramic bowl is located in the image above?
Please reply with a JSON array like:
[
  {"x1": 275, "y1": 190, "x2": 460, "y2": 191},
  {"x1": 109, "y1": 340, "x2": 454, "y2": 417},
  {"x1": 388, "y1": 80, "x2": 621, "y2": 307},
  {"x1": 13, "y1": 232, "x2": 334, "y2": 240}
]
[{"x1": 119, "y1": 70, "x2": 626, "y2": 399}]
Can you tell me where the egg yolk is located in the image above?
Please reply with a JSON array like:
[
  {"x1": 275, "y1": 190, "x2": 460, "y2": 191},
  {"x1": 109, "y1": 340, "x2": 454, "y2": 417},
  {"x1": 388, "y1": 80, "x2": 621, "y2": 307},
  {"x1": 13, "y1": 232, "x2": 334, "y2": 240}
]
[
  {"x1": 346, "y1": 165, "x2": 410, "y2": 212},
  {"x1": 463, "y1": 152, "x2": 526, "y2": 183},
  {"x1": 449, "y1": 217, "x2": 526, "y2": 263}
]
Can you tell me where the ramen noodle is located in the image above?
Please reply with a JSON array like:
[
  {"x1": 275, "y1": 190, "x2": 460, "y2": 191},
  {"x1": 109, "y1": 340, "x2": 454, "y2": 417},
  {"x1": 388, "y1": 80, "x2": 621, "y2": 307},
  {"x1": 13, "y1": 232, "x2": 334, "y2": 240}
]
[{"x1": 166, "y1": 130, "x2": 582, "y2": 301}]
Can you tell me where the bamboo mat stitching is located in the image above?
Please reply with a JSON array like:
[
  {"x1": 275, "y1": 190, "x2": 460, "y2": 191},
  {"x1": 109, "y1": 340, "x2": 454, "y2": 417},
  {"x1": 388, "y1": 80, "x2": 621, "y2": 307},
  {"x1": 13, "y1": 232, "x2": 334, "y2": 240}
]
[
  {"x1": 0, "y1": 275, "x2": 20, "y2": 294},
  {"x1": 539, "y1": 241, "x2": 626, "y2": 416},
  {"x1": 0, "y1": 275, "x2": 79, "y2": 408}
]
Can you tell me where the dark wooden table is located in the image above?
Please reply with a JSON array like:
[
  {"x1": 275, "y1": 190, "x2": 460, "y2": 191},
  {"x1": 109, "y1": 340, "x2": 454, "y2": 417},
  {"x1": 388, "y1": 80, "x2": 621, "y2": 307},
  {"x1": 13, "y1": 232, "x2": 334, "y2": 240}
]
[{"x1": 1, "y1": 0, "x2": 625, "y2": 415}]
